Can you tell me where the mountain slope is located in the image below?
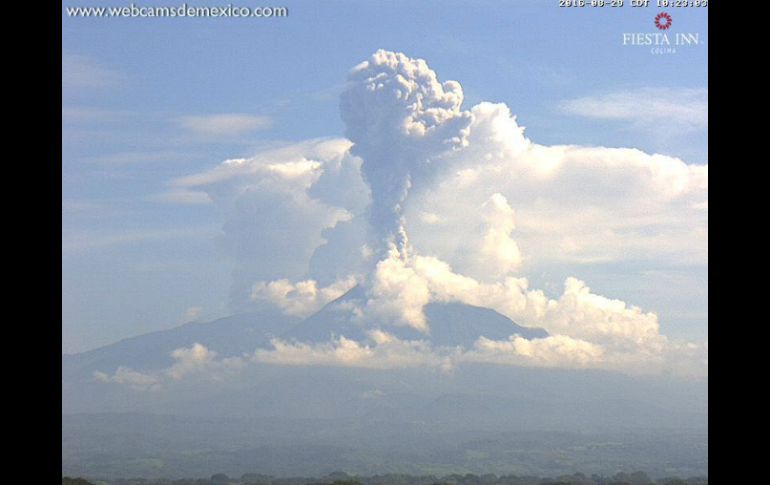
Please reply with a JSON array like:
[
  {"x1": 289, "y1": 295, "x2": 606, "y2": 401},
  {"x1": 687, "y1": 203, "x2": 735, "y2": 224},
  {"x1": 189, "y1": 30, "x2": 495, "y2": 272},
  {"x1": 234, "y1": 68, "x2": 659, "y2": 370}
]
[
  {"x1": 280, "y1": 285, "x2": 548, "y2": 346},
  {"x1": 62, "y1": 308, "x2": 301, "y2": 380},
  {"x1": 63, "y1": 287, "x2": 547, "y2": 382}
]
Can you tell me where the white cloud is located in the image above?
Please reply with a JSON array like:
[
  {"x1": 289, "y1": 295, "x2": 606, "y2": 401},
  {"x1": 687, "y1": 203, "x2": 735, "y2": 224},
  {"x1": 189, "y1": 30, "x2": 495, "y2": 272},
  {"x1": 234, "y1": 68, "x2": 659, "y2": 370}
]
[
  {"x1": 466, "y1": 334, "x2": 604, "y2": 368},
  {"x1": 174, "y1": 138, "x2": 368, "y2": 308},
  {"x1": 94, "y1": 343, "x2": 247, "y2": 391},
  {"x1": 253, "y1": 331, "x2": 454, "y2": 371},
  {"x1": 251, "y1": 276, "x2": 359, "y2": 317},
  {"x1": 154, "y1": 51, "x2": 707, "y2": 377},
  {"x1": 254, "y1": 331, "x2": 600, "y2": 372},
  {"x1": 166, "y1": 343, "x2": 219, "y2": 380},
  {"x1": 404, "y1": 101, "x2": 707, "y2": 269},
  {"x1": 250, "y1": 325, "x2": 702, "y2": 377},
  {"x1": 355, "y1": 242, "x2": 668, "y2": 364},
  {"x1": 363, "y1": 238, "x2": 432, "y2": 332},
  {"x1": 95, "y1": 326, "x2": 705, "y2": 393},
  {"x1": 100, "y1": 62, "x2": 712, "y2": 380},
  {"x1": 408, "y1": 251, "x2": 549, "y2": 326},
  {"x1": 540, "y1": 277, "x2": 665, "y2": 352},
  {"x1": 177, "y1": 114, "x2": 271, "y2": 137},
  {"x1": 93, "y1": 367, "x2": 161, "y2": 392},
  {"x1": 62, "y1": 54, "x2": 120, "y2": 89},
  {"x1": 476, "y1": 193, "x2": 522, "y2": 276},
  {"x1": 559, "y1": 87, "x2": 707, "y2": 134}
]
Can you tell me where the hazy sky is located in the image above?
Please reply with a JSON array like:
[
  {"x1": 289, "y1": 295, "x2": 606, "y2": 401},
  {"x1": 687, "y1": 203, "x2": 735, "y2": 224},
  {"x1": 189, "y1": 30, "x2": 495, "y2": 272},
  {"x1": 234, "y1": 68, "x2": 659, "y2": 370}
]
[{"x1": 62, "y1": 0, "x2": 707, "y2": 354}]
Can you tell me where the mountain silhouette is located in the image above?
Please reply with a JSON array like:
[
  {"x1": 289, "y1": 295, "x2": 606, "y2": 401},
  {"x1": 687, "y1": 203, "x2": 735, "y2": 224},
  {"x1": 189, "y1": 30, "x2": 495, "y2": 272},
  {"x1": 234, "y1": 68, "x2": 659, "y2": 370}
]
[
  {"x1": 281, "y1": 285, "x2": 547, "y2": 345},
  {"x1": 63, "y1": 286, "x2": 547, "y2": 380}
]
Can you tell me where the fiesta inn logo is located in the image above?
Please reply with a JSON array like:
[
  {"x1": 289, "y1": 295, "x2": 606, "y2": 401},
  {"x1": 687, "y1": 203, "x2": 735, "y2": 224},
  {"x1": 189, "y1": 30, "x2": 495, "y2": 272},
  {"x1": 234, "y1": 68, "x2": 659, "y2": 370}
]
[
  {"x1": 622, "y1": 12, "x2": 701, "y2": 55},
  {"x1": 654, "y1": 12, "x2": 672, "y2": 30}
]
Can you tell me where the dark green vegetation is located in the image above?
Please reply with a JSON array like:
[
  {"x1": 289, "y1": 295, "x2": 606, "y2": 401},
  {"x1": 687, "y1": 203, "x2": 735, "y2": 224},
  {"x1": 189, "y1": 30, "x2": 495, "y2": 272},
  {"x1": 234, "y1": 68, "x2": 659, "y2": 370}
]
[
  {"x1": 63, "y1": 473, "x2": 708, "y2": 485},
  {"x1": 62, "y1": 478, "x2": 96, "y2": 485}
]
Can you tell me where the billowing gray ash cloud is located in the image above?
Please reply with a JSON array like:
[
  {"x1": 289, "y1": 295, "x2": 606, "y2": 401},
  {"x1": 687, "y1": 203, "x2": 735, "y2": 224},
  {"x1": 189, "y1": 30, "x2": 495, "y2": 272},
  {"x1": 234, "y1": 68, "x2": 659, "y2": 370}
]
[
  {"x1": 339, "y1": 50, "x2": 472, "y2": 256},
  {"x1": 163, "y1": 49, "x2": 707, "y2": 377}
]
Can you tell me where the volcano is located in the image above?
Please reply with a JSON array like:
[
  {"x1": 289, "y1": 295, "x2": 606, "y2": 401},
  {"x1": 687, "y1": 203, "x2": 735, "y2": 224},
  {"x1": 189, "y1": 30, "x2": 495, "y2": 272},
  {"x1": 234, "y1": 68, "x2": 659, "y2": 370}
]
[
  {"x1": 62, "y1": 286, "x2": 547, "y2": 381},
  {"x1": 281, "y1": 285, "x2": 548, "y2": 346}
]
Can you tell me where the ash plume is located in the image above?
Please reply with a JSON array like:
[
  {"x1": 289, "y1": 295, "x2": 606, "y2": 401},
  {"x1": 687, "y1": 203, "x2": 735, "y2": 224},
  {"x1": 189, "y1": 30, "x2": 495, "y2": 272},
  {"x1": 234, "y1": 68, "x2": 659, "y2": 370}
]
[{"x1": 339, "y1": 49, "x2": 473, "y2": 255}]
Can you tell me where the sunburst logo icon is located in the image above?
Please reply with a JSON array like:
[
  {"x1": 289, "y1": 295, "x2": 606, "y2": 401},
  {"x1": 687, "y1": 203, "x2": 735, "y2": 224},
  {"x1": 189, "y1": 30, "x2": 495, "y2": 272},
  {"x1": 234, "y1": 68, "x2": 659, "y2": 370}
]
[{"x1": 654, "y1": 12, "x2": 672, "y2": 30}]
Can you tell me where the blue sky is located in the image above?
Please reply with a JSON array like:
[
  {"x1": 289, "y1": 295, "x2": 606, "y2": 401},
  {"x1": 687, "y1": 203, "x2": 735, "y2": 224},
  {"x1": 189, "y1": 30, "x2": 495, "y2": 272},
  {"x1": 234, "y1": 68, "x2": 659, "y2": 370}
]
[{"x1": 63, "y1": 0, "x2": 708, "y2": 353}]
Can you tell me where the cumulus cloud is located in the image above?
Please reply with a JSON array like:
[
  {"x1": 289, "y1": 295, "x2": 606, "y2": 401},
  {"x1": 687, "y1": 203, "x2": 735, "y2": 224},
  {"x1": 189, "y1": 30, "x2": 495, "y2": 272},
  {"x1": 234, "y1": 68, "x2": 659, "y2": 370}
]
[
  {"x1": 95, "y1": 327, "x2": 704, "y2": 393},
  {"x1": 95, "y1": 343, "x2": 247, "y2": 390},
  {"x1": 476, "y1": 193, "x2": 522, "y2": 276},
  {"x1": 93, "y1": 367, "x2": 161, "y2": 392},
  {"x1": 340, "y1": 240, "x2": 672, "y2": 373},
  {"x1": 541, "y1": 277, "x2": 665, "y2": 352},
  {"x1": 254, "y1": 330, "x2": 604, "y2": 373},
  {"x1": 162, "y1": 50, "x2": 706, "y2": 377},
  {"x1": 174, "y1": 139, "x2": 368, "y2": 308},
  {"x1": 352, "y1": 237, "x2": 548, "y2": 333},
  {"x1": 254, "y1": 330, "x2": 453, "y2": 371},
  {"x1": 467, "y1": 334, "x2": 604, "y2": 368},
  {"x1": 166, "y1": 343, "x2": 219, "y2": 379},
  {"x1": 166, "y1": 342, "x2": 247, "y2": 381},
  {"x1": 97, "y1": 334, "x2": 452, "y2": 393},
  {"x1": 255, "y1": 321, "x2": 701, "y2": 376},
  {"x1": 405, "y1": 101, "x2": 708, "y2": 269},
  {"x1": 251, "y1": 275, "x2": 359, "y2": 317},
  {"x1": 362, "y1": 236, "x2": 432, "y2": 332}
]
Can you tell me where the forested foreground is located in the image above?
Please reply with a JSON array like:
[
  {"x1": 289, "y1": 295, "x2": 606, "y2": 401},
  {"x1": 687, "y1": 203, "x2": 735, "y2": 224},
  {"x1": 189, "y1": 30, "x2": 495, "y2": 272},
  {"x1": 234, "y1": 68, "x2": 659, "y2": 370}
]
[{"x1": 63, "y1": 472, "x2": 707, "y2": 485}]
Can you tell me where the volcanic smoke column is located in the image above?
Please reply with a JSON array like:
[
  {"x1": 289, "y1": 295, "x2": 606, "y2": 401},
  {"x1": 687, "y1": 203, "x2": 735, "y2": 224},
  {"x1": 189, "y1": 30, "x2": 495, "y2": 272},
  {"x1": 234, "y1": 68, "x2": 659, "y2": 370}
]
[{"x1": 340, "y1": 50, "x2": 473, "y2": 257}]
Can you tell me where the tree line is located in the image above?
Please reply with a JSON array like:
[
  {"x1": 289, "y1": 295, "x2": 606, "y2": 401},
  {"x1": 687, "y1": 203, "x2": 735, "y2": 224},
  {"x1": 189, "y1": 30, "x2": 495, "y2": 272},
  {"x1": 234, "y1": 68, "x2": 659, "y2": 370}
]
[{"x1": 64, "y1": 472, "x2": 707, "y2": 485}]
